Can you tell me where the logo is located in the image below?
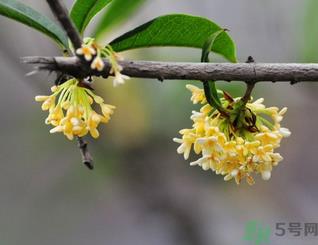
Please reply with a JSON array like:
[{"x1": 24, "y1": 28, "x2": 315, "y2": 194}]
[
  {"x1": 243, "y1": 221, "x2": 318, "y2": 244},
  {"x1": 243, "y1": 220, "x2": 271, "y2": 245}
]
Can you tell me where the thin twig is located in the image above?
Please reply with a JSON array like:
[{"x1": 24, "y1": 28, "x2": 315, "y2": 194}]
[
  {"x1": 241, "y1": 56, "x2": 256, "y2": 104},
  {"x1": 241, "y1": 82, "x2": 256, "y2": 104},
  {"x1": 22, "y1": 56, "x2": 318, "y2": 82},
  {"x1": 77, "y1": 137, "x2": 94, "y2": 170},
  {"x1": 46, "y1": 0, "x2": 82, "y2": 50}
]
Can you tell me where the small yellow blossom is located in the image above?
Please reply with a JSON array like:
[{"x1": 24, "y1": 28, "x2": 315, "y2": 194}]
[
  {"x1": 173, "y1": 129, "x2": 197, "y2": 160},
  {"x1": 173, "y1": 84, "x2": 291, "y2": 185},
  {"x1": 76, "y1": 40, "x2": 105, "y2": 72},
  {"x1": 77, "y1": 39, "x2": 130, "y2": 87},
  {"x1": 35, "y1": 79, "x2": 115, "y2": 140},
  {"x1": 112, "y1": 68, "x2": 131, "y2": 87},
  {"x1": 76, "y1": 44, "x2": 96, "y2": 61},
  {"x1": 103, "y1": 45, "x2": 130, "y2": 87},
  {"x1": 91, "y1": 56, "x2": 104, "y2": 71},
  {"x1": 186, "y1": 84, "x2": 207, "y2": 104}
]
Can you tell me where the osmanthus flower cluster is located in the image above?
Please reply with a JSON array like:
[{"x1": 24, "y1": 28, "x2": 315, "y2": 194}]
[
  {"x1": 35, "y1": 38, "x2": 131, "y2": 140},
  {"x1": 173, "y1": 84, "x2": 291, "y2": 185},
  {"x1": 35, "y1": 79, "x2": 115, "y2": 140},
  {"x1": 76, "y1": 38, "x2": 130, "y2": 87}
]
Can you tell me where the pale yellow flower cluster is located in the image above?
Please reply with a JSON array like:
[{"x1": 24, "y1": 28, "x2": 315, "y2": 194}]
[
  {"x1": 173, "y1": 84, "x2": 291, "y2": 185},
  {"x1": 76, "y1": 43, "x2": 104, "y2": 71},
  {"x1": 103, "y1": 45, "x2": 130, "y2": 87},
  {"x1": 76, "y1": 39, "x2": 130, "y2": 87},
  {"x1": 35, "y1": 79, "x2": 115, "y2": 140}
]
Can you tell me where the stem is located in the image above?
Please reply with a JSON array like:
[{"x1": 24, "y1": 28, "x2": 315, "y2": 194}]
[
  {"x1": 203, "y1": 81, "x2": 229, "y2": 116},
  {"x1": 241, "y1": 82, "x2": 256, "y2": 105},
  {"x1": 200, "y1": 30, "x2": 228, "y2": 115},
  {"x1": 241, "y1": 56, "x2": 256, "y2": 105}
]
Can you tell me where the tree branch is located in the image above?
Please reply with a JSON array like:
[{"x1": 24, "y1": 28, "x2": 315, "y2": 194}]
[
  {"x1": 22, "y1": 56, "x2": 318, "y2": 83},
  {"x1": 46, "y1": 0, "x2": 82, "y2": 50}
]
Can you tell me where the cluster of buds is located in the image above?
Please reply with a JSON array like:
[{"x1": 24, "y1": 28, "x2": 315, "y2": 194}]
[
  {"x1": 76, "y1": 38, "x2": 130, "y2": 87},
  {"x1": 35, "y1": 78, "x2": 115, "y2": 140},
  {"x1": 173, "y1": 84, "x2": 291, "y2": 185}
]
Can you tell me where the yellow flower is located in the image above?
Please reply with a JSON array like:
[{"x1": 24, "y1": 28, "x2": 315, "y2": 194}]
[
  {"x1": 186, "y1": 84, "x2": 207, "y2": 104},
  {"x1": 103, "y1": 45, "x2": 130, "y2": 87},
  {"x1": 257, "y1": 162, "x2": 273, "y2": 180},
  {"x1": 100, "y1": 103, "x2": 116, "y2": 122},
  {"x1": 196, "y1": 136, "x2": 223, "y2": 154},
  {"x1": 173, "y1": 84, "x2": 291, "y2": 185},
  {"x1": 45, "y1": 105, "x2": 63, "y2": 126},
  {"x1": 200, "y1": 104, "x2": 213, "y2": 115},
  {"x1": 279, "y1": 127, "x2": 291, "y2": 137},
  {"x1": 255, "y1": 132, "x2": 281, "y2": 147},
  {"x1": 113, "y1": 71, "x2": 130, "y2": 87},
  {"x1": 190, "y1": 153, "x2": 221, "y2": 171},
  {"x1": 35, "y1": 79, "x2": 115, "y2": 140},
  {"x1": 35, "y1": 95, "x2": 55, "y2": 111},
  {"x1": 250, "y1": 145, "x2": 273, "y2": 162},
  {"x1": 223, "y1": 141, "x2": 237, "y2": 157},
  {"x1": 109, "y1": 64, "x2": 130, "y2": 87},
  {"x1": 76, "y1": 38, "x2": 131, "y2": 87},
  {"x1": 190, "y1": 111, "x2": 206, "y2": 135},
  {"x1": 173, "y1": 129, "x2": 197, "y2": 160},
  {"x1": 76, "y1": 44, "x2": 96, "y2": 61},
  {"x1": 91, "y1": 56, "x2": 104, "y2": 71}
]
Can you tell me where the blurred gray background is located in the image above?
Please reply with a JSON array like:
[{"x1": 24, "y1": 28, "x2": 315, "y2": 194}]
[{"x1": 0, "y1": 0, "x2": 318, "y2": 244}]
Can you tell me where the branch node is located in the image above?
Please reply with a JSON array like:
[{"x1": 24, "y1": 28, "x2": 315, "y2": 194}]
[
  {"x1": 246, "y1": 56, "x2": 255, "y2": 63},
  {"x1": 158, "y1": 76, "x2": 164, "y2": 82}
]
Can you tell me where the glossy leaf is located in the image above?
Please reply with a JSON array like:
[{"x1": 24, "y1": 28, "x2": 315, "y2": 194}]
[
  {"x1": 201, "y1": 30, "x2": 225, "y2": 62},
  {"x1": 110, "y1": 14, "x2": 237, "y2": 62},
  {"x1": 70, "y1": 0, "x2": 112, "y2": 34},
  {"x1": 0, "y1": 0, "x2": 68, "y2": 48},
  {"x1": 94, "y1": 0, "x2": 146, "y2": 39}
]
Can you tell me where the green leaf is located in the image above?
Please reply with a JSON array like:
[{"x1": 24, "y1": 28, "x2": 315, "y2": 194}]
[
  {"x1": 94, "y1": 0, "x2": 147, "y2": 39},
  {"x1": 110, "y1": 14, "x2": 237, "y2": 62},
  {"x1": 0, "y1": 0, "x2": 68, "y2": 48},
  {"x1": 70, "y1": 0, "x2": 112, "y2": 34},
  {"x1": 201, "y1": 30, "x2": 225, "y2": 62}
]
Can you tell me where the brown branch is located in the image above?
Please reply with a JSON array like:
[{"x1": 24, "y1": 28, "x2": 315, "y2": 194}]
[
  {"x1": 77, "y1": 137, "x2": 94, "y2": 170},
  {"x1": 46, "y1": 0, "x2": 82, "y2": 50},
  {"x1": 22, "y1": 56, "x2": 318, "y2": 82}
]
